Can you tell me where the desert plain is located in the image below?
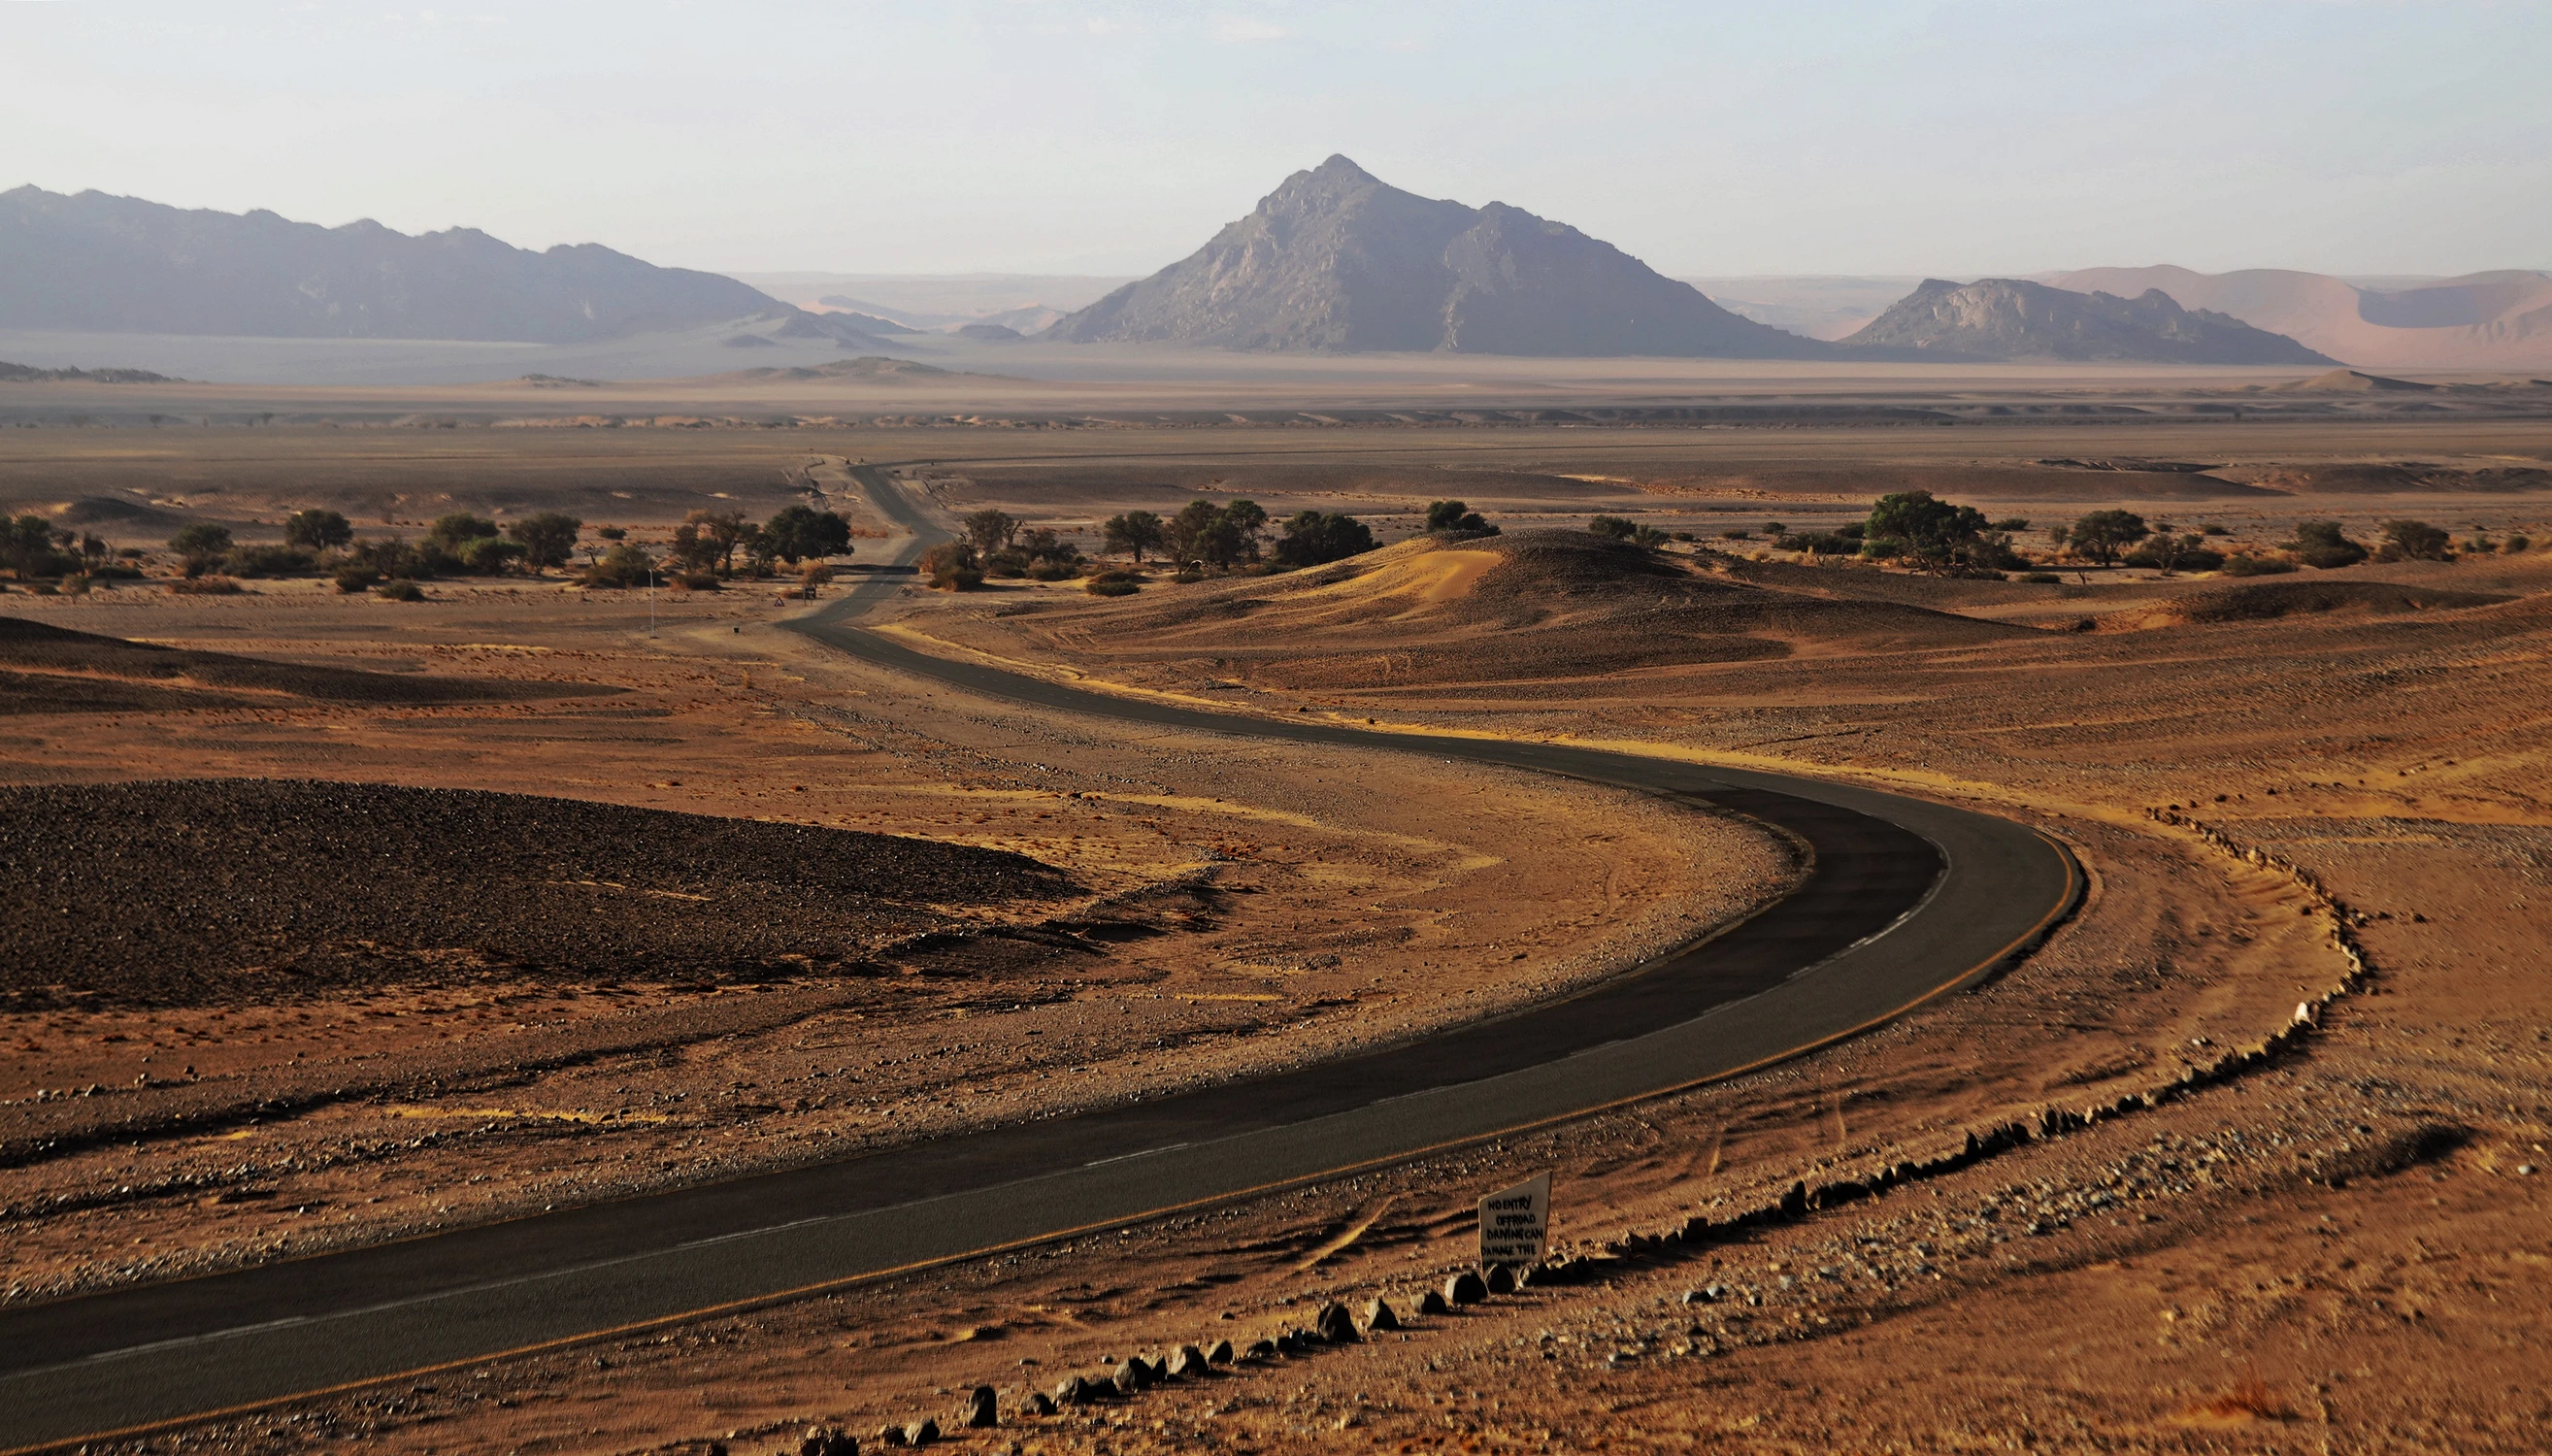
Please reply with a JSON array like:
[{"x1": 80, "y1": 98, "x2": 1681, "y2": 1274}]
[{"x1": 2, "y1": 366, "x2": 2549, "y2": 1454}]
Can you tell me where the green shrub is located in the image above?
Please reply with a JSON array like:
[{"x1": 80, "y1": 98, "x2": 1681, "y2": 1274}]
[
  {"x1": 221, "y1": 544, "x2": 317, "y2": 578},
  {"x1": 1172, "y1": 566, "x2": 1205, "y2": 584},
  {"x1": 426, "y1": 513, "x2": 498, "y2": 548},
  {"x1": 168, "y1": 522, "x2": 234, "y2": 577},
  {"x1": 1587, "y1": 515, "x2": 1637, "y2": 540},
  {"x1": 1776, "y1": 530, "x2": 1858, "y2": 555},
  {"x1": 334, "y1": 564, "x2": 382, "y2": 593},
  {"x1": 1425, "y1": 500, "x2": 1495, "y2": 535},
  {"x1": 1085, "y1": 570, "x2": 1142, "y2": 597},
  {"x1": 168, "y1": 576, "x2": 244, "y2": 595},
  {"x1": 2019, "y1": 572, "x2": 2063, "y2": 584},
  {"x1": 376, "y1": 579, "x2": 426, "y2": 602},
  {"x1": 2291, "y1": 519, "x2": 2368, "y2": 569},
  {"x1": 2505, "y1": 534, "x2": 2533, "y2": 553},
  {"x1": 2123, "y1": 535, "x2": 2224, "y2": 573},
  {"x1": 581, "y1": 542, "x2": 657, "y2": 588},
  {"x1": 669, "y1": 571, "x2": 721, "y2": 591}
]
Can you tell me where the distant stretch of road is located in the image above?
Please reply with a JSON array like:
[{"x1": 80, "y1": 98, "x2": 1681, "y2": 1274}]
[{"x1": 0, "y1": 470, "x2": 2077, "y2": 1451}]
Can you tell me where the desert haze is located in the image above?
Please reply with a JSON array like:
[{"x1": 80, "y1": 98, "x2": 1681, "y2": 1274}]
[{"x1": 3, "y1": 22, "x2": 2550, "y2": 1453}]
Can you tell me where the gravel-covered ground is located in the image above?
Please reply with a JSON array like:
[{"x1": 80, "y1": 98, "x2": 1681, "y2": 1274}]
[{"x1": 0, "y1": 778, "x2": 1084, "y2": 1008}]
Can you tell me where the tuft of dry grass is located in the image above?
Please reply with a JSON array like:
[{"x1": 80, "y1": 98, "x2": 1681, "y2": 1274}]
[{"x1": 2188, "y1": 1368, "x2": 2297, "y2": 1423}]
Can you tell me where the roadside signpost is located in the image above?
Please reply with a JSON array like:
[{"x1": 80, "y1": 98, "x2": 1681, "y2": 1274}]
[{"x1": 1477, "y1": 1172, "x2": 1550, "y2": 1272}]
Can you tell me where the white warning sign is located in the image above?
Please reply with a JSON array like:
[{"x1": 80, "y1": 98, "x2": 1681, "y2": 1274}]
[{"x1": 1476, "y1": 1171, "x2": 1550, "y2": 1270}]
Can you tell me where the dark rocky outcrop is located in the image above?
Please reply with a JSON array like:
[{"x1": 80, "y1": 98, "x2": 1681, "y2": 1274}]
[{"x1": 1048, "y1": 156, "x2": 1829, "y2": 358}]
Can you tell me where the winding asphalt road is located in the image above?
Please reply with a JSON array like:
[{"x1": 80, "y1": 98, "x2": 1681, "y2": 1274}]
[{"x1": 0, "y1": 472, "x2": 2077, "y2": 1450}]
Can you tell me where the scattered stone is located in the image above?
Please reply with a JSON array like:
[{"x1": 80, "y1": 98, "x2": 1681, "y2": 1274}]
[
  {"x1": 1242, "y1": 1339, "x2": 1276, "y2": 1361},
  {"x1": 876, "y1": 1427, "x2": 907, "y2": 1449},
  {"x1": 1051, "y1": 1375, "x2": 1091, "y2": 1406},
  {"x1": 802, "y1": 1428, "x2": 855, "y2": 1456},
  {"x1": 1445, "y1": 1271, "x2": 1487, "y2": 1306},
  {"x1": 1484, "y1": 1265, "x2": 1517, "y2": 1296},
  {"x1": 1166, "y1": 1344, "x2": 1207, "y2": 1378},
  {"x1": 1205, "y1": 1339, "x2": 1235, "y2": 1364},
  {"x1": 1416, "y1": 1289, "x2": 1450, "y2": 1316},
  {"x1": 1024, "y1": 1391, "x2": 1055, "y2": 1417},
  {"x1": 1363, "y1": 1297, "x2": 1400, "y2": 1332},
  {"x1": 964, "y1": 1386, "x2": 997, "y2": 1429},
  {"x1": 1113, "y1": 1359, "x2": 1151, "y2": 1396},
  {"x1": 902, "y1": 1417, "x2": 937, "y2": 1447}
]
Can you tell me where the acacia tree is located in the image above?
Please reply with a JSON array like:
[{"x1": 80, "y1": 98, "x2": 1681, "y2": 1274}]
[
  {"x1": 962, "y1": 509, "x2": 1018, "y2": 555},
  {"x1": 681, "y1": 510, "x2": 752, "y2": 573},
  {"x1": 283, "y1": 509, "x2": 353, "y2": 551},
  {"x1": 2066, "y1": 510, "x2": 2151, "y2": 566},
  {"x1": 1103, "y1": 510, "x2": 1165, "y2": 562},
  {"x1": 763, "y1": 505, "x2": 851, "y2": 565},
  {"x1": 2382, "y1": 518, "x2": 2452, "y2": 561},
  {"x1": 1271, "y1": 511, "x2": 1375, "y2": 568},
  {"x1": 504, "y1": 512, "x2": 582, "y2": 570}
]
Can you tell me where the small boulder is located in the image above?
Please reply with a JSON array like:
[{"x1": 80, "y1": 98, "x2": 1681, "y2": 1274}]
[
  {"x1": 1205, "y1": 1339, "x2": 1235, "y2": 1365},
  {"x1": 1363, "y1": 1297, "x2": 1400, "y2": 1333},
  {"x1": 1051, "y1": 1375, "x2": 1090, "y2": 1406},
  {"x1": 1024, "y1": 1391, "x2": 1056, "y2": 1417},
  {"x1": 1113, "y1": 1359, "x2": 1149, "y2": 1396},
  {"x1": 1445, "y1": 1271, "x2": 1487, "y2": 1306},
  {"x1": 1314, "y1": 1302, "x2": 1357, "y2": 1343},
  {"x1": 964, "y1": 1386, "x2": 997, "y2": 1429},
  {"x1": 902, "y1": 1417, "x2": 937, "y2": 1447},
  {"x1": 1416, "y1": 1288, "x2": 1449, "y2": 1316},
  {"x1": 1242, "y1": 1339, "x2": 1276, "y2": 1361},
  {"x1": 1484, "y1": 1265, "x2": 1517, "y2": 1295},
  {"x1": 1167, "y1": 1344, "x2": 1207, "y2": 1378},
  {"x1": 875, "y1": 1427, "x2": 906, "y2": 1449}
]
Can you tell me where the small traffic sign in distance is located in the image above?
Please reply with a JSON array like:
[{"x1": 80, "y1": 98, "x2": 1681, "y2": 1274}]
[{"x1": 1477, "y1": 1171, "x2": 1550, "y2": 1272}]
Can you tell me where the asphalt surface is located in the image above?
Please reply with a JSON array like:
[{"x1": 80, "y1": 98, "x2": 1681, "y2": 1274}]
[{"x1": 0, "y1": 474, "x2": 2077, "y2": 1450}]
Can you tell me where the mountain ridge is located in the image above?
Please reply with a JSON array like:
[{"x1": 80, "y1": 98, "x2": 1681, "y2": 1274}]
[
  {"x1": 1048, "y1": 156, "x2": 1830, "y2": 358},
  {"x1": 2049, "y1": 265, "x2": 2552, "y2": 370},
  {"x1": 1840, "y1": 277, "x2": 2335, "y2": 364},
  {"x1": 0, "y1": 185, "x2": 787, "y2": 345}
]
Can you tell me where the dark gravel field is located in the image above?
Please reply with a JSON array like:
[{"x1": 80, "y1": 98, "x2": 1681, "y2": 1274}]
[{"x1": 0, "y1": 779, "x2": 1084, "y2": 1009}]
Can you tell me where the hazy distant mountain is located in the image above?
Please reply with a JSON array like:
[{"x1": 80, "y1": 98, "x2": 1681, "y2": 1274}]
[
  {"x1": 1048, "y1": 156, "x2": 1829, "y2": 357},
  {"x1": 0, "y1": 185, "x2": 782, "y2": 343},
  {"x1": 1677, "y1": 276, "x2": 1923, "y2": 341},
  {"x1": 2049, "y1": 266, "x2": 2552, "y2": 371},
  {"x1": 1840, "y1": 278, "x2": 2334, "y2": 364}
]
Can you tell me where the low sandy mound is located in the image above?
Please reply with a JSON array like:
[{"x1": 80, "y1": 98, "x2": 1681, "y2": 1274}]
[
  {"x1": 2213, "y1": 462, "x2": 2552, "y2": 494},
  {"x1": 0, "y1": 779, "x2": 1084, "y2": 1009},
  {"x1": 2099, "y1": 579, "x2": 2516, "y2": 631},
  {"x1": 1037, "y1": 532, "x2": 2032, "y2": 690},
  {"x1": 0, "y1": 616, "x2": 614, "y2": 713}
]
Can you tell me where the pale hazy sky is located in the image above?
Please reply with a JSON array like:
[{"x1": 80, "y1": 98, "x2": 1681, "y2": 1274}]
[{"x1": 6, "y1": 1, "x2": 2547, "y2": 279}]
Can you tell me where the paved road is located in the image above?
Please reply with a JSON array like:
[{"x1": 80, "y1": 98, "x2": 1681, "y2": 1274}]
[{"x1": 0, "y1": 475, "x2": 2076, "y2": 1450}]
